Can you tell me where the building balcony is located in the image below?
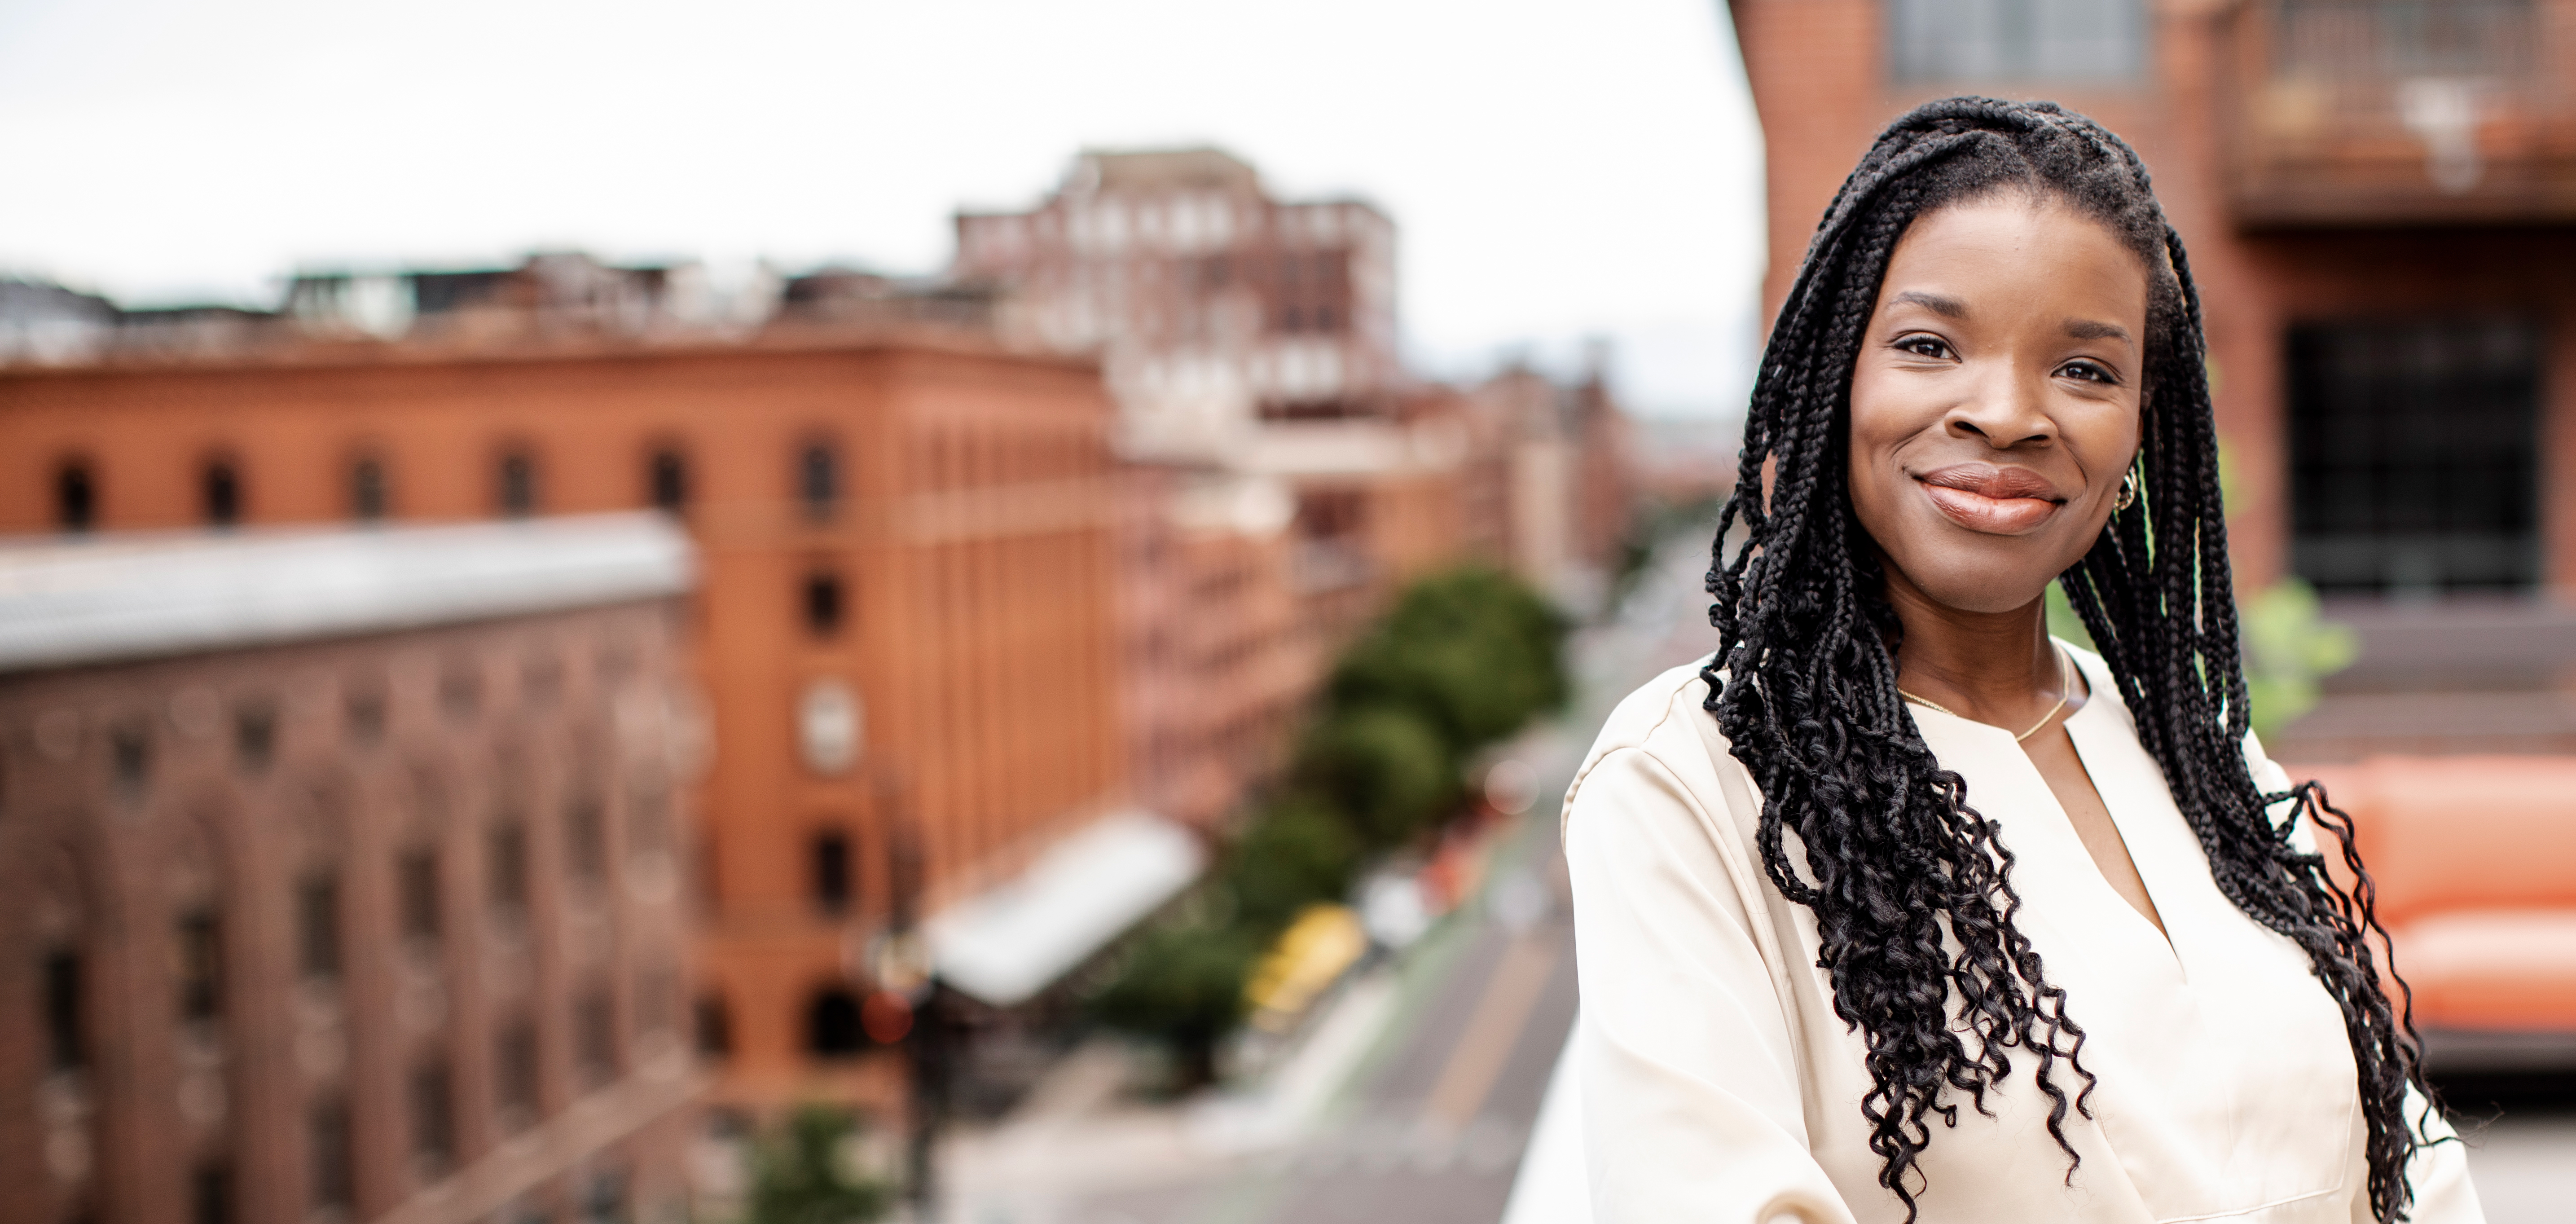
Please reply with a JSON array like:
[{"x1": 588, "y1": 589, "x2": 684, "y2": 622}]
[{"x1": 2224, "y1": 0, "x2": 2576, "y2": 225}]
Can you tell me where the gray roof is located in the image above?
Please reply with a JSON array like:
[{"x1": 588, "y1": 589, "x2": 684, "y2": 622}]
[{"x1": 0, "y1": 513, "x2": 695, "y2": 672}]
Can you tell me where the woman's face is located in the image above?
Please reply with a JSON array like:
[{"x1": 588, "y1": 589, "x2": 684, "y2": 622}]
[{"x1": 1846, "y1": 193, "x2": 2150, "y2": 616}]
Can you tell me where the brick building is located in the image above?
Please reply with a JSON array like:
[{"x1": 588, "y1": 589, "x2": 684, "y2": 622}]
[
  {"x1": 0, "y1": 318, "x2": 1143, "y2": 1126},
  {"x1": 1733, "y1": 0, "x2": 2576, "y2": 756},
  {"x1": 0, "y1": 515, "x2": 700, "y2": 1224}
]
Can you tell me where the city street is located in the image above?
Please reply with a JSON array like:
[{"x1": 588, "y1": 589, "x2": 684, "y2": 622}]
[{"x1": 934, "y1": 536, "x2": 2576, "y2": 1224}]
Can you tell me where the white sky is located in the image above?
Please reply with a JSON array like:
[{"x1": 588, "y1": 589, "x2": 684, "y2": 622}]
[{"x1": 0, "y1": 0, "x2": 1765, "y2": 418}]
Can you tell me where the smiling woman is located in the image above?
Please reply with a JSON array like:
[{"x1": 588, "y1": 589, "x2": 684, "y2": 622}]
[{"x1": 1563, "y1": 98, "x2": 2484, "y2": 1224}]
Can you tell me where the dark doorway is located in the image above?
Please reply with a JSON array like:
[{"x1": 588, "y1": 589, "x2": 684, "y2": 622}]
[{"x1": 2288, "y1": 317, "x2": 2541, "y2": 593}]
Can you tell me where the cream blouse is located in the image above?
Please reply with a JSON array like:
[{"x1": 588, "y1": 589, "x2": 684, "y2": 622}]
[{"x1": 1562, "y1": 644, "x2": 2483, "y2": 1224}]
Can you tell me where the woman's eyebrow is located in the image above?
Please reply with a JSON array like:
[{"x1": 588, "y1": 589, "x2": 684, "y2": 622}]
[
  {"x1": 1891, "y1": 290, "x2": 1967, "y2": 318},
  {"x1": 2064, "y1": 318, "x2": 2132, "y2": 342}
]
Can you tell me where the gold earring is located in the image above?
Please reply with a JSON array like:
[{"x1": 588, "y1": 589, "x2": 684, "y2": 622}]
[{"x1": 2113, "y1": 471, "x2": 2138, "y2": 512}]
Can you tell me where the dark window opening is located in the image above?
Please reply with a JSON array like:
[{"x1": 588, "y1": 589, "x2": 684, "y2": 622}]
[
  {"x1": 233, "y1": 702, "x2": 276, "y2": 775},
  {"x1": 695, "y1": 994, "x2": 733, "y2": 1058},
  {"x1": 297, "y1": 874, "x2": 341, "y2": 983},
  {"x1": 176, "y1": 909, "x2": 223, "y2": 1023},
  {"x1": 309, "y1": 1097, "x2": 353, "y2": 1212},
  {"x1": 2290, "y1": 317, "x2": 2541, "y2": 592},
  {"x1": 440, "y1": 660, "x2": 480, "y2": 721},
  {"x1": 495, "y1": 1018, "x2": 539, "y2": 1123},
  {"x1": 351, "y1": 457, "x2": 389, "y2": 520},
  {"x1": 345, "y1": 684, "x2": 387, "y2": 746},
  {"x1": 110, "y1": 723, "x2": 150, "y2": 797},
  {"x1": 398, "y1": 849, "x2": 442, "y2": 944},
  {"x1": 192, "y1": 1162, "x2": 233, "y2": 1224},
  {"x1": 803, "y1": 571, "x2": 845, "y2": 638},
  {"x1": 56, "y1": 461, "x2": 95, "y2": 532},
  {"x1": 520, "y1": 652, "x2": 563, "y2": 707},
  {"x1": 575, "y1": 988, "x2": 617, "y2": 1088},
  {"x1": 1887, "y1": 0, "x2": 2145, "y2": 83},
  {"x1": 497, "y1": 450, "x2": 539, "y2": 518},
  {"x1": 203, "y1": 458, "x2": 242, "y2": 527},
  {"x1": 813, "y1": 830, "x2": 852, "y2": 914},
  {"x1": 566, "y1": 796, "x2": 606, "y2": 884},
  {"x1": 649, "y1": 448, "x2": 688, "y2": 513},
  {"x1": 44, "y1": 949, "x2": 83, "y2": 1072},
  {"x1": 806, "y1": 988, "x2": 864, "y2": 1057},
  {"x1": 1279, "y1": 305, "x2": 1303, "y2": 333},
  {"x1": 409, "y1": 1058, "x2": 456, "y2": 1170},
  {"x1": 580, "y1": 1170, "x2": 628, "y2": 1224},
  {"x1": 489, "y1": 823, "x2": 529, "y2": 920},
  {"x1": 799, "y1": 443, "x2": 840, "y2": 520}
]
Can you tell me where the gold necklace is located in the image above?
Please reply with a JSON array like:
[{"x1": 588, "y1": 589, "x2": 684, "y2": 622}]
[{"x1": 1898, "y1": 646, "x2": 2072, "y2": 744}]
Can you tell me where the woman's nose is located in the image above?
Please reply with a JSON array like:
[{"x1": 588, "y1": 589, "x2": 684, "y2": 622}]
[{"x1": 1946, "y1": 366, "x2": 2056, "y2": 447}]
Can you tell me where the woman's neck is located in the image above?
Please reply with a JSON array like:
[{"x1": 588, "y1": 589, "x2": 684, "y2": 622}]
[{"x1": 1884, "y1": 570, "x2": 2070, "y2": 727}]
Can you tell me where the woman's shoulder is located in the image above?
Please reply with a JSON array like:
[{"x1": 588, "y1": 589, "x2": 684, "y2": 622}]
[{"x1": 1559, "y1": 652, "x2": 1751, "y2": 841}]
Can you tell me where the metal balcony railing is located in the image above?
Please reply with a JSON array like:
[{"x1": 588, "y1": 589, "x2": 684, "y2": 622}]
[{"x1": 2225, "y1": 0, "x2": 2576, "y2": 223}]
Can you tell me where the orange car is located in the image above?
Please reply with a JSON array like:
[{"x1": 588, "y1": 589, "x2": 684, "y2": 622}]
[{"x1": 2297, "y1": 757, "x2": 2576, "y2": 1066}]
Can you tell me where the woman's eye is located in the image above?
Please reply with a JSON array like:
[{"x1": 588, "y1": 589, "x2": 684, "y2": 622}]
[
  {"x1": 1896, "y1": 336, "x2": 1952, "y2": 360},
  {"x1": 2058, "y1": 360, "x2": 2115, "y2": 384}
]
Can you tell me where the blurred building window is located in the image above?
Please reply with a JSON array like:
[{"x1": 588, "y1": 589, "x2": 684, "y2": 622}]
[
  {"x1": 409, "y1": 1057, "x2": 456, "y2": 1172},
  {"x1": 648, "y1": 447, "x2": 688, "y2": 513},
  {"x1": 1887, "y1": 0, "x2": 2144, "y2": 83},
  {"x1": 580, "y1": 1171, "x2": 628, "y2": 1224},
  {"x1": 566, "y1": 792, "x2": 607, "y2": 885},
  {"x1": 345, "y1": 681, "x2": 387, "y2": 746},
  {"x1": 803, "y1": 571, "x2": 845, "y2": 638},
  {"x1": 55, "y1": 459, "x2": 95, "y2": 532},
  {"x1": 494, "y1": 1017, "x2": 538, "y2": 1126},
  {"x1": 192, "y1": 1162, "x2": 233, "y2": 1224},
  {"x1": 43, "y1": 948, "x2": 84, "y2": 1072},
  {"x1": 397, "y1": 848, "x2": 441, "y2": 946},
  {"x1": 308, "y1": 1096, "x2": 353, "y2": 1214},
  {"x1": 695, "y1": 993, "x2": 733, "y2": 1058},
  {"x1": 350, "y1": 456, "x2": 390, "y2": 520},
  {"x1": 110, "y1": 722, "x2": 150, "y2": 799},
  {"x1": 806, "y1": 987, "x2": 864, "y2": 1057},
  {"x1": 812, "y1": 830, "x2": 852, "y2": 914},
  {"x1": 2290, "y1": 317, "x2": 2540, "y2": 592},
  {"x1": 297, "y1": 873, "x2": 341, "y2": 983},
  {"x1": 440, "y1": 658, "x2": 481, "y2": 721},
  {"x1": 176, "y1": 908, "x2": 223, "y2": 1023},
  {"x1": 575, "y1": 986, "x2": 616, "y2": 1087},
  {"x1": 233, "y1": 700, "x2": 276, "y2": 775},
  {"x1": 637, "y1": 962, "x2": 677, "y2": 1037},
  {"x1": 497, "y1": 449, "x2": 539, "y2": 518},
  {"x1": 799, "y1": 441, "x2": 840, "y2": 520},
  {"x1": 488, "y1": 822, "x2": 530, "y2": 921},
  {"x1": 202, "y1": 457, "x2": 244, "y2": 527}
]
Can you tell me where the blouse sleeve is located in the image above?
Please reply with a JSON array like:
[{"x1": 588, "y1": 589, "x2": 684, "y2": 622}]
[
  {"x1": 2246, "y1": 735, "x2": 2488, "y2": 1224},
  {"x1": 1564, "y1": 742, "x2": 1859, "y2": 1224}
]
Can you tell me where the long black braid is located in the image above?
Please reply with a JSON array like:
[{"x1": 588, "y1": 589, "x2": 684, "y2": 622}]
[{"x1": 1702, "y1": 97, "x2": 2435, "y2": 1222}]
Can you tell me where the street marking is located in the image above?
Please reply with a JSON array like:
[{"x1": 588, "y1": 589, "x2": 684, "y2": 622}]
[{"x1": 1420, "y1": 933, "x2": 1560, "y2": 1135}]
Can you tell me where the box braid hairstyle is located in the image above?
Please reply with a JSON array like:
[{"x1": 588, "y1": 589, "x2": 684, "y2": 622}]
[{"x1": 1701, "y1": 96, "x2": 2435, "y2": 1223}]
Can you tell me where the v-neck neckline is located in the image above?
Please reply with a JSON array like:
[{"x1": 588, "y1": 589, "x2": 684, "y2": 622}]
[{"x1": 1905, "y1": 643, "x2": 2186, "y2": 970}]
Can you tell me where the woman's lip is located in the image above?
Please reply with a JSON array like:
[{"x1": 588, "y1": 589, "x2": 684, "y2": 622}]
[{"x1": 1922, "y1": 482, "x2": 2060, "y2": 533}]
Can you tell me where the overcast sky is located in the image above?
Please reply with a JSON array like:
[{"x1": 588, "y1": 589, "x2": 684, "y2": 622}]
[{"x1": 0, "y1": 0, "x2": 1765, "y2": 418}]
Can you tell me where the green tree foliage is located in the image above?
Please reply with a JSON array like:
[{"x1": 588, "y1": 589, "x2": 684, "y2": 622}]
[
  {"x1": 746, "y1": 1106, "x2": 892, "y2": 1224},
  {"x1": 1086, "y1": 564, "x2": 1570, "y2": 1079},
  {"x1": 1088, "y1": 920, "x2": 1262, "y2": 1085},
  {"x1": 1291, "y1": 705, "x2": 1454, "y2": 848},
  {"x1": 1221, "y1": 797, "x2": 1361, "y2": 933},
  {"x1": 2240, "y1": 577, "x2": 2356, "y2": 740},
  {"x1": 1326, "y1": 566, "x2": 1569, "y2": 758}
]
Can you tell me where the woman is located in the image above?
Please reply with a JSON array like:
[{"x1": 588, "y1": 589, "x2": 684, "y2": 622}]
[{"x1": 1563, "y1": 98, "x2": 2481, "y2": 1223}]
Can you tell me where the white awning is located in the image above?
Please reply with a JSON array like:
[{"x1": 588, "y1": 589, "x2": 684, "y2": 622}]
[{"x1": 925, "y1": 810, "x2": 1206, "y2": 1008}]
